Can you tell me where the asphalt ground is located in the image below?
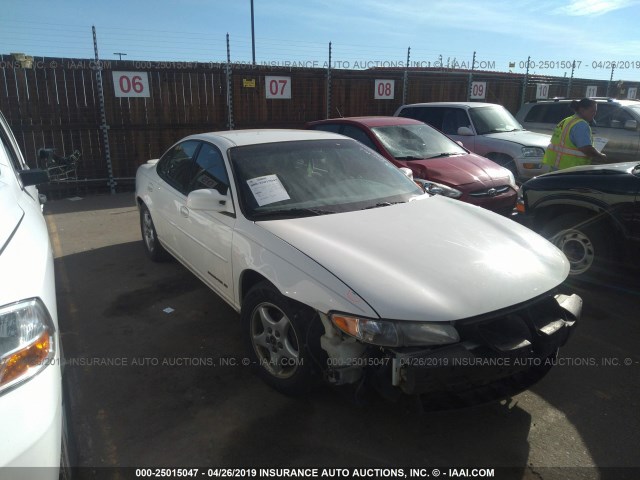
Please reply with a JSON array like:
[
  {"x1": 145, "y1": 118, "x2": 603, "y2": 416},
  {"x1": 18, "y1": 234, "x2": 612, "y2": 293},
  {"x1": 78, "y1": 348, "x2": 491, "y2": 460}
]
[{"x1": 44, "y1": 193, "x2": 640, "y2": 480}]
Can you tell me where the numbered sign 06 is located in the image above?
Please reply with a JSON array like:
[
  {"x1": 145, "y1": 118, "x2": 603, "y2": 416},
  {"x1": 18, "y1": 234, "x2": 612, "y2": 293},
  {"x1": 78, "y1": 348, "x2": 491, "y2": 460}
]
[
  {"x1": 265, "y1": 76, "x2": 292, "y2": 99},
  {"x1": 112, "y1": 72, "x2": 150, "y2": 98},
  {"x1": 374, "y1": 80, "x2": 395, "y2": 100}
]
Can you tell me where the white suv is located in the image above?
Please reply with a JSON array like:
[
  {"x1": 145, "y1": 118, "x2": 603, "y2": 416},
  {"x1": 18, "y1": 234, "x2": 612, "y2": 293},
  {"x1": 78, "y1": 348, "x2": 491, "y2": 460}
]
[
  {"x1": 0, "y1": 110, "x2": 69, "y2": 478},
  {"x1": 516, "y1": 98, "x2": 640, "y2": 163},
  {"x1": 395, "y1": 102, "x2": 551, "y2": 180}
]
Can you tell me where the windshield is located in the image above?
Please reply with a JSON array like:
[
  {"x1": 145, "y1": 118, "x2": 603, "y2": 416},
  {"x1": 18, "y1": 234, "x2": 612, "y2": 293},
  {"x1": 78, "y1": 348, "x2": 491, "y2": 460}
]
[
  {"x1": 371, "y1": 124, "x2": 467, "y2": 159},
  {"x1": 469, "y1": 106, "x2": 523, "y2": 134},
  {"x1": 229, "y1": 139, "x2": 423, "y2": 220}
]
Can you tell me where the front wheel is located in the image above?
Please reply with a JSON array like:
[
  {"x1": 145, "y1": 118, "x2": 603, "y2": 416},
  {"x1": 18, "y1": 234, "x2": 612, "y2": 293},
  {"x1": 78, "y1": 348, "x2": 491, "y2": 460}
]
[
  {"x1": 542, "y1": 212, "x2": 612, "y2": 278},
  {"x1": 242, "y1": 281, "x2": 321, "y2": 395}
]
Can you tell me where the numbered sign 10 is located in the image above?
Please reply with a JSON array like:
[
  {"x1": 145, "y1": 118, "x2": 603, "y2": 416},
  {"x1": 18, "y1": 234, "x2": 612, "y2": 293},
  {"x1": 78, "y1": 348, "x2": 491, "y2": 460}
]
[
  {"x1": 536, "y1": 83, "x2": 550, "y2": 99},
  {"x1": 112, "y1": 72, "x2": 150, "y2": 98},
  {"x1": 374, "y1": 80, "x2": 395, "y2": 100},
  {"x1": 265, "y1": 76, "x2": 292, "y2": 99},
  {"x1": 470, "y1": 82, "x2": 486, "y2": 100},
  {"x1": 586, "y1": 85, "x2": 598, "y2": 97}
]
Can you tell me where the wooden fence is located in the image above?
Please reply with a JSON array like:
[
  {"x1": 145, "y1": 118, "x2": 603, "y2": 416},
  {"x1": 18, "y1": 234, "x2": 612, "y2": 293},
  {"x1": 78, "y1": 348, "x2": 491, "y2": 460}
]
[{"x1": 0, "y1": 55, "x2": 632, "y2": 195}]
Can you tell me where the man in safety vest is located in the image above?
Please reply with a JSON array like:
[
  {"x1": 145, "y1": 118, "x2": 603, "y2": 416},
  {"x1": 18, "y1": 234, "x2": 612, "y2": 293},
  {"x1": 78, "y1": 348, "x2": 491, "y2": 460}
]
[{"x1": 542, "y1": 98, "x2": 607, "y2": 171}]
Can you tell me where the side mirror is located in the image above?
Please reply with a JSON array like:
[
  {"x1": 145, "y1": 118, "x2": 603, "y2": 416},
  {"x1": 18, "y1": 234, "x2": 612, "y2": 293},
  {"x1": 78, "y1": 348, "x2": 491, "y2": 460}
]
[
  {"x1": 624, "y1": 119, "x2": 637, "y2": 131},
  {"x1": 19, "y1": 169, "x2": 50, "y2": 187},
  {"x1": 457, "y1": 127, "x2": 474, "y2": 136},
  {"x1": 399, "y1": 167, "x2": 414, "y2": 181},
  {"x1": 187, "y1": 188, "x2": 234, "y2": 214}
]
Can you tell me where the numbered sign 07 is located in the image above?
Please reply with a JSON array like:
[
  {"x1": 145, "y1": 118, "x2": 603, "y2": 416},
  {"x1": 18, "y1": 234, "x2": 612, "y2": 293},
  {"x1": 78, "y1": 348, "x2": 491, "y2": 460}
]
[
  {"x1": 265, "y1": 76, "x2": 292, "y2": 99},
  {"x1": 112, "y1": 72, "x2": 150, "y2": 98},
  {"x1": 470, "y1": 82, "x2": 486, "y2": 100},
  {"x1": 374, "y1": 80, "x2": 395, "y2": 100}
]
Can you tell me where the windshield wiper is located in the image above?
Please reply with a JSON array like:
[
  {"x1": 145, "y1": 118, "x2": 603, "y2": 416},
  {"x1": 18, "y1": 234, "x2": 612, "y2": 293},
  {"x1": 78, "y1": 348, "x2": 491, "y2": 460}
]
[
  {"x1": 395, "y1": 155, "x2": 424, "y2": 160},
  {"x1": 252, "y1": 207, "x2": 336, "y2": 219},
  {"x1": 425, "y1": 152, "x2": 459, "y2": 159},
  {"x1": 362, "y1": 201, "x2": 404, "y2": 210}
]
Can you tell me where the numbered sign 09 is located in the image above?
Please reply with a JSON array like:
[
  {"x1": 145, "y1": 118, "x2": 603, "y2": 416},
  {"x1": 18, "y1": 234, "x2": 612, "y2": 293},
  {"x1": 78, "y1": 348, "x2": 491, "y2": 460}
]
[
  {"x1": 265, "y1": 76, "x2": 292, "y2": 99},
  {"x1": 374, "y1": 80, "x2": 395, "y2": 100},
  {"x1": 470, "y1": 82, "x2": 486, "y2": 100},
  {"x1": 112, "y1": 72, "x2": 150, "y2": 98}
]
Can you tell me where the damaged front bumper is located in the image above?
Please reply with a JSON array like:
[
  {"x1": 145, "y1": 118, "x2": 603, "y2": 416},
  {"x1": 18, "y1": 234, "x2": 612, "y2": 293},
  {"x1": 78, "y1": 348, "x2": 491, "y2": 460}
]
[{"x1": 323, "y1": 293, "x2": 581, "y2": 403}]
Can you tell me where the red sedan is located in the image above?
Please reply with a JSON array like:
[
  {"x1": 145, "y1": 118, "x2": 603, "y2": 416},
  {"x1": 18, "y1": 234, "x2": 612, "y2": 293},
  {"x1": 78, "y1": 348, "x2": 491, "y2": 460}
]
[{"x1": 306, "y1": 116, "x2": 517, "y2": 214}]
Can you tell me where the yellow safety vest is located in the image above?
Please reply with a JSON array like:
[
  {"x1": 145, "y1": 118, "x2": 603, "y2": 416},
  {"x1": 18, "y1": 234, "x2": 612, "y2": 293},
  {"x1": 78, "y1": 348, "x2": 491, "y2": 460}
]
[{"x1": 542, "y1": 115, "x2": 591, "y2": 170}]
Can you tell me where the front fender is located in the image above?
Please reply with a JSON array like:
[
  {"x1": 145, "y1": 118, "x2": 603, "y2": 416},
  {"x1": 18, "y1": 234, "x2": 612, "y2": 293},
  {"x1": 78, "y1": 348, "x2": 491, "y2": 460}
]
[{"x1": 232, "y1": 221, "x2": 378, "y2": 318}]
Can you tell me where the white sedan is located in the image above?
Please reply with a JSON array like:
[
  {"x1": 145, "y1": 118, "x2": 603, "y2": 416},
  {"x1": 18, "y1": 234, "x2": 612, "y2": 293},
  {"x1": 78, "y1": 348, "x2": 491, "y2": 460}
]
[
  {"x1": 0, "y1": 110, "x2": 68, "y2": 478},
  {"x1": 135, "y1": 129, "x2": 581, "y2": 402}
]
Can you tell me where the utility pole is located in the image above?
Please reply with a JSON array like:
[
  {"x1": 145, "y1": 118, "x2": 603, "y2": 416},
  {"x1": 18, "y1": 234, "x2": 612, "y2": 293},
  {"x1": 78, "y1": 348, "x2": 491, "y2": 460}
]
[
  {"x1": 250, "y1": 0, "x2": 256, "y2": 65},
  {"x1": 113, "y1": 52, "x2": 127, "y2": 60},
  {"x1": 93, "y1": 26, "x2": 116, "y2": 194}
]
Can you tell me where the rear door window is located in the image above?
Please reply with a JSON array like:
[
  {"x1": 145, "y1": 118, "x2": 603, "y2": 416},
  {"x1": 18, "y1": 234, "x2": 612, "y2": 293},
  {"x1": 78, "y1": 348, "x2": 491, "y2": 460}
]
[
  {"x1": 341, "y1": 125, "x2": 378, "y2": 151},
  {"x1": 398, "y1": 107, "x2": 445, "y2": 130},
  {"x1": 157, "y1": 140, "x2": 201, "y2": 194}
]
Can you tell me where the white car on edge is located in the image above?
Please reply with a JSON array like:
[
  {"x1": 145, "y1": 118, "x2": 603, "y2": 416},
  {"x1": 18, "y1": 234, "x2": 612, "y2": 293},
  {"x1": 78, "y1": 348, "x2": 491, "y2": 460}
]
[
  {"x1": 0, "y1": 110, "x2": 69, "y2": 478},
  {"x1": 135, "y1": 129, "x2": 582, "y2": 405}
]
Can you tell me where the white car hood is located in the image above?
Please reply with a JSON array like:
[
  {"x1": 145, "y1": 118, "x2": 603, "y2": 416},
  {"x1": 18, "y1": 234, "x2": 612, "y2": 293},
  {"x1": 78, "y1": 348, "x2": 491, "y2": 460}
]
[
  {"x1": 258, "y1": 196, "x2": 568, "y2": 322},
  {"x1": 484, "y1": 130, "x2": 550, "y2": 148}
]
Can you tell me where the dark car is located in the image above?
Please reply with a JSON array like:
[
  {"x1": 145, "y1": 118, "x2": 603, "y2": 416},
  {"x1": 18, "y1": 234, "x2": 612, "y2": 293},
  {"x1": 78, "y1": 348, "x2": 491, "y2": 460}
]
[
  {"x1": 306, "y1": 116, "x2": 517, "y2": 215},
  {"x1": 517, "y1": 162, "x2": 640, "y2": 278}
]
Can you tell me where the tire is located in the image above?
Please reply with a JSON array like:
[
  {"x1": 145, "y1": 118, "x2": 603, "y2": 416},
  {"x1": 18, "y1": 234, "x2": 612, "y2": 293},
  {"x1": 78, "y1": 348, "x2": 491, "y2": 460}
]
[
  {"x1": 542, "y1": 212, "x2": 612, "y2": 278},
  {"x1": 242, "y1": 281, "x2": 321, "y2": 395},
  {"x1": 139, "y1": 203, "x2": 169, "y2": 262}
]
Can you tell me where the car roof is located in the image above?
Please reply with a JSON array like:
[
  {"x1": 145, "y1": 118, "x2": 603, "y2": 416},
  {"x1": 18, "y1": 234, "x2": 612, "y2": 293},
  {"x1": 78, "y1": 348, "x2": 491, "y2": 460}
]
[
  {"x1": 308, "y1": 116, "x2": 423, "y2": 127},
  {"x1": 184, "y1": 129, "x2": 348, "y2": 147},
  {"x1": 525, "y1": 98, "x2": 640, "y2": 106},
  {"x1": 399, "y1": 102, "x2": 500, "y2": 109}
]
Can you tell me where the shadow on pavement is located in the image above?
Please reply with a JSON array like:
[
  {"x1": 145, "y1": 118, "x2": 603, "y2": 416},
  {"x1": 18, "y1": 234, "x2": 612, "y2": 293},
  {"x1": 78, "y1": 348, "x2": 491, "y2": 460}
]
[{"x1": 55, "y1": 240, "x2": 533, "y2": 478}]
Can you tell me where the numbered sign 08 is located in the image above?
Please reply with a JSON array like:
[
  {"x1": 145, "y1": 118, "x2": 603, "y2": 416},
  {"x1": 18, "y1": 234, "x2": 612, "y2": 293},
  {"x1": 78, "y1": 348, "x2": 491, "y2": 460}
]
[
  {"x1": 470, "y1": 82, "x2": 486, "y2": 100},
  {"x1": 112, "y1": 72, "x2": 150, "y2": 98},
  {"x1": 265, "y1": 76, "x2": 292, "y2": 99},
  {"x1": 374, "y1": 80, "x2": 395, "y2": 100}
]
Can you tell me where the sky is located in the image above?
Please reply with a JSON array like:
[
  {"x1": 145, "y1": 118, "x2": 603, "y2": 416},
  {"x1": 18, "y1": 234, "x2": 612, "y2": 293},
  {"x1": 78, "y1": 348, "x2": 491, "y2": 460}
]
[{"x1": 2, "y1": 0, "x2": 640, "y2": 82}]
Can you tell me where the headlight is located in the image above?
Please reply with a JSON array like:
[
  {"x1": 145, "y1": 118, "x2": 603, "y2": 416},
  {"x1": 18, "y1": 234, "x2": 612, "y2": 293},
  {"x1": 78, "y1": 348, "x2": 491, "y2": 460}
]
[
  {"x1": 331, "y1": 314, "x2": 399, "y2": 347},
  {"x1": 331, "y1": 314, "x2": 459, "y2": 347},
  {"x1": 422, "y1": 180, "x2": 462, "y2": 199},
  {"x1": 396, "y1": 322, "x2": 460, "y2": 346},
  {"x1": 0, "y1": 298, "x2": 56, "y2": 394},
  {"x1": 521, "y1": 147, "x2": 545, "y2": 157}
]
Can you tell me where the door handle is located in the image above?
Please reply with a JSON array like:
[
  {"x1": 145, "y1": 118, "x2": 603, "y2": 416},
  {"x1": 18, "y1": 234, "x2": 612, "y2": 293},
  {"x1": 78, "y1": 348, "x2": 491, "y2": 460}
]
[{"x1": 180, "y1": 206, "x2": 189, "y2": 218}]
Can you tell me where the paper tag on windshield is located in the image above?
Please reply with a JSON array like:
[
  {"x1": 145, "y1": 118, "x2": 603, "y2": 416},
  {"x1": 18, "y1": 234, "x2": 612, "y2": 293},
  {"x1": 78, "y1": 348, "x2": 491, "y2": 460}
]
[
  {"x1": 593, "y1": 137, "x2": 608, "y2": 152},
  {"x1": 247, "y1": 175, "x2": 290, "y2": 206}
]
